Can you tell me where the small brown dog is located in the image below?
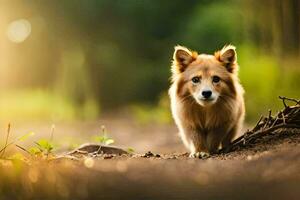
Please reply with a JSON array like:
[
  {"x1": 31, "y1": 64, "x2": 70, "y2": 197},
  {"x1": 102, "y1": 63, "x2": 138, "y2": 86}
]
[{"x1": 169, "y1": 45, "x2": 245, "y2": 157}]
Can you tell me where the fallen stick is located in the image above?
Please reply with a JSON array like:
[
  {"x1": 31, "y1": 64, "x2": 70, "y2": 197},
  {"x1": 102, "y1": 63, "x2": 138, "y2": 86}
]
[{"x1": 219, "y1": 96, "x2": 300, "y2": 153}]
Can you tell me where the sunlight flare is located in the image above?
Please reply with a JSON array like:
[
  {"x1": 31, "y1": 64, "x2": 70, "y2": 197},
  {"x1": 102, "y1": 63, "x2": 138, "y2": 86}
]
[{"x1": 6, "y1": 19, "x2": 31, "y2": 43}]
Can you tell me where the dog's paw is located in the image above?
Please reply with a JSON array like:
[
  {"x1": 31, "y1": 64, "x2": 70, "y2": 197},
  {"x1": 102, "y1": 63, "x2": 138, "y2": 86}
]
[{"x1": 189, "y1": 152, "x2": 210, "y2": 159}]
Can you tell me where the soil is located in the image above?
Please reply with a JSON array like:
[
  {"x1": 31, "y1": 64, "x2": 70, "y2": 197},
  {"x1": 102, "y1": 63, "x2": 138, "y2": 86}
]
[
  {"x1": 0, "y1": 125, "x2": 299, "y2": 200},
  {"x1": 1, "y1": 101, "x2": 299, "y2": 200}
]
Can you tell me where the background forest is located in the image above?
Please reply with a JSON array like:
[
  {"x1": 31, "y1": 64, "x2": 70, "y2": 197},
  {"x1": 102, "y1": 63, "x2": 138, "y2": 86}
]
[{"x1": 0, "y1": 0, "x2": 299, "y2": 123}]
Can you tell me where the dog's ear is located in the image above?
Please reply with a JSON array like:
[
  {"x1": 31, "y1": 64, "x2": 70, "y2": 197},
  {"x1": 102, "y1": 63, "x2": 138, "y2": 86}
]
[
  {"x1": 215, "y1": 45, "x2": 237, "y2": 73},
  {"x1": 172, "y1": 46, "x2": 197, "y2": 73}
]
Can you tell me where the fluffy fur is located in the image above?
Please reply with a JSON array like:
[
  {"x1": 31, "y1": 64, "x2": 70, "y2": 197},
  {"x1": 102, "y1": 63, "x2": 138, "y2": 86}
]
[{"x1": 169, "y1": 45, "x2": 245, "y2": 157}]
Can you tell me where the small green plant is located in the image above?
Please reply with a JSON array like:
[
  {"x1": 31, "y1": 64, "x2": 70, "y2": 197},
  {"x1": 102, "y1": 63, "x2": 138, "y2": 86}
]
[
  {"x1": 28, "y1": 124, "x2": 56, "y2": 158},
  {"x1": 0, "y1": 123, "x2": 35, "y2": 158},
  {"x1": 30, "y1": 139, "x2": 54, "y2": 155},
  {"x1": 0, "y1": 123, "x2": 58, "y2": 161},
  {"x1": 127, "y1": 147, "x2": 135, "y2": 154},
  {"x1": 92, "y1": 125, "x2": 114, "y2": 145}
]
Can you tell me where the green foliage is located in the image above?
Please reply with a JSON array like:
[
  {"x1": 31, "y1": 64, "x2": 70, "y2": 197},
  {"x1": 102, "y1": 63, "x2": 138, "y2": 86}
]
[
  {"x1": 0, "y1": 89, "x2": 99, "y2": 121},
  {"x1": 238, "y1": 44, "x2": 300, "y2": 121},
  {"x1": 28, "y1": 139, "x2": 55, "y2": 157},
  {"x1": 17, "y1": 132, "x2": 35, "y2": 141},
  {"x1": 93, "y1": 135, "x2": 114, "y2": 146},
  {"x1": 27, "y1": 126, "x2": 56, "y2": 157},
  {"x1": 184, "y1": 1, "x2": 243, "y2": 52},
  {"x1": 28, "y1": 147, "x2": 42, "y2": 155},
  {"x1": 131, "y1": 93, "x2": 172, "y2": 125},
  {"x1": 92, "y1": 126, "x2": 115, "y2": 145},
  {"x1": 0, "y1": 131, "x2": 35, "y2": 158},
  {"x1": 35, "y1": 139, "x2": 54, "y2": 153},
  {"x1": 0, "y1": 0, "x2": 299, "y2": 123},
  {"x1": 127, "y1": 147, "x2": 135, "y2": 154}
]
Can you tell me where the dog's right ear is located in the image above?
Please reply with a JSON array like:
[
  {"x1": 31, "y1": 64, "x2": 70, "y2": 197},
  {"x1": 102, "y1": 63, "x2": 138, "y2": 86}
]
[{"x1": 172, "y1": 46, "x2": 197, "y2": 73}]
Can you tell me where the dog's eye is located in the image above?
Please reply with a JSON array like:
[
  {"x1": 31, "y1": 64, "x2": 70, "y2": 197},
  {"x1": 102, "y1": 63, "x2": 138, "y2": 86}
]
[
  {"x1": 212, "y1": 76, "x2": 220, "y2": 83},
  {"x1": 191, "y1": 77, "x2": 200, "y2": 84}
]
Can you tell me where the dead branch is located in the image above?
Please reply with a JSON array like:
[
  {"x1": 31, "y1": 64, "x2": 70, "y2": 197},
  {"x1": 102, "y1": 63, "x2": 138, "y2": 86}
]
[
  {"x1": 220, "y1": 96, "x2": 300, "y2": 153},
  {"x1": 279, "y1": 96, "x2": 300, "y2": 106}
]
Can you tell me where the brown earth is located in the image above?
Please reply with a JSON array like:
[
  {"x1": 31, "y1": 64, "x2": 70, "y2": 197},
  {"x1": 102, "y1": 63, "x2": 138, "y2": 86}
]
[
  {"x1": 0, "y1": 120, "x2": 299, "y2": 200},
  {"x1": 0, "y1": 100, "x2": 299, "y2": 200}
]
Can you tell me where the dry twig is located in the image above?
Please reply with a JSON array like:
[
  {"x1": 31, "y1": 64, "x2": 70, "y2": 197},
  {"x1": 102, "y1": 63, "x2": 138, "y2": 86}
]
[
  {"x1": 220, "y1": 96, "x2": 300, "y2": 153},
  {"x1": 0, "y1": 123, "x2": 11, "y2": 158}
]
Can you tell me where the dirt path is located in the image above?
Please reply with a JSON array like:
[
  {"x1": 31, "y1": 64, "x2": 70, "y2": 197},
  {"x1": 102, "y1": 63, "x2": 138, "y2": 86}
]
[
  {"x1": 1, "y1": 99, "x2": 299, "y2": 199},
  {"x1": 0, "y1": 127, "x2": 299, "y2": 200}
]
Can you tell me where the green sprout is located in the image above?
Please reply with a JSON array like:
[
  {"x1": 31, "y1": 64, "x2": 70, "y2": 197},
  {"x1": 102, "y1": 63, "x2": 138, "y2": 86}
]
[
  {"x1": 28, "y1": 124, "x2": 56, "y2": 158},
  {"x1": 0, "y1": 123, "x2": 35, "y2": 158},
  {"x1": 92, "y1": 125, "x2": 115, "y2": 145},
  {"x1": 127, "y1": 147, "x2": 135, "y2": 154},
  {"x1": 34, "y1": 139, "x2": 54, "y2": 153}
]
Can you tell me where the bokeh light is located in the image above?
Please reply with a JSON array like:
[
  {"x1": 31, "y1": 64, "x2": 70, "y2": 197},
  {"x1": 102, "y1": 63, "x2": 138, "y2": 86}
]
[{"x1": 6, "y1": 19, "x2": 31, "y2": 43}]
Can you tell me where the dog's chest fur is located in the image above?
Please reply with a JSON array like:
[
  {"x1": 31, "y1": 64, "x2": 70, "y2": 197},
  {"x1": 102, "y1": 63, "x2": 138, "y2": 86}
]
[{"x1": 175, "y1": 95, "x2": 237, "y2": 133}]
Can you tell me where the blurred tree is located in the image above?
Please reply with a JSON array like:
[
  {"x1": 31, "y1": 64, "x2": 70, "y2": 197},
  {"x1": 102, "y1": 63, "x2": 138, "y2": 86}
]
[
  {"x1": 0, "y1": 0, "x2": 299, "y2": 120},
  {"x1": 243, "y1": 0, "x2": 300, "y2": 57}
]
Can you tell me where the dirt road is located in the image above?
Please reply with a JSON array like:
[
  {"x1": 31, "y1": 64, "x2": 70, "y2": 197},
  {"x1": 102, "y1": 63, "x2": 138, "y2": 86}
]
[{"x1": 0, "y1": 116, "x2": 299, "y2": 200}]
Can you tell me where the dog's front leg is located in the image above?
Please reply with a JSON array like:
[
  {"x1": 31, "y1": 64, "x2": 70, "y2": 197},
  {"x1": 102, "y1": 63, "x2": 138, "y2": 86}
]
[
  {"x1": 188, "y1": 130, "x2": 209, "y2": 158},
  {"x1": 206, "y1": 129, "x2": 224, "y2": 154}
]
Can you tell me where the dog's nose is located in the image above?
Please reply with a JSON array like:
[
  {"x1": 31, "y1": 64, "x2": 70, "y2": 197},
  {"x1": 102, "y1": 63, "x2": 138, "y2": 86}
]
[{"x1": 202, "y1": 90, "x2": 212, "y2": 99}]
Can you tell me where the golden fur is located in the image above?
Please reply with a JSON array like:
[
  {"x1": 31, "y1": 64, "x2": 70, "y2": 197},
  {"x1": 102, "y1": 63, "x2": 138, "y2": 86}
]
[{"x1": 169, "y1": 45, "x2": 245, "y2": 157}]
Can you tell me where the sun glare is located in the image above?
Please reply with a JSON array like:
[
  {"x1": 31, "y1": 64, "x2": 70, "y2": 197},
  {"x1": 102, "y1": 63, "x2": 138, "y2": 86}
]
[{"x1": 6, "y1": 19, "x2": 31, "y2": 43}]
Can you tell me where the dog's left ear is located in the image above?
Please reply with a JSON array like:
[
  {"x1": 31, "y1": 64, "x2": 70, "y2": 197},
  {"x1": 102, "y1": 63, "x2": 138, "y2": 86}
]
[{"x1": 215, "y1": 45, "x2": 237, "y2": 73}]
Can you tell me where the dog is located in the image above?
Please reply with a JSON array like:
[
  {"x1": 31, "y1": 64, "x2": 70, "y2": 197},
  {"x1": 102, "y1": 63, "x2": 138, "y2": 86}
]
[{"x1": 168, "y1": 45, "x2": 245, "y2": 158}]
